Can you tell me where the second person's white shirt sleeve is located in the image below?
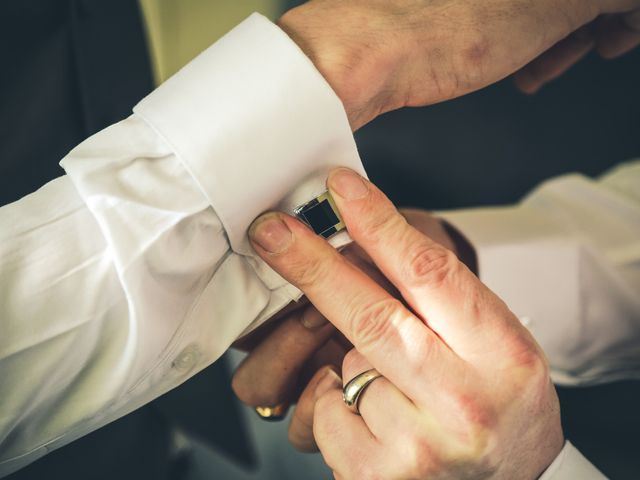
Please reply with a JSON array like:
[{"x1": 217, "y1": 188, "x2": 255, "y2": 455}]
[
  {"x1": 440, "y1": 162, "x2": 640, "y2": 386},
  {"x1": 439, "y1": 163, "x2": 640, "y2": 480}
]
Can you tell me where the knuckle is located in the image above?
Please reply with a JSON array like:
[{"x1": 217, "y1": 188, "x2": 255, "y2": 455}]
[
  {"x1": 291, "y1": 253, "x2": 334, "y2": 290},
  {"x1": 418, "y1": 386, "x2": 498, "y2": 468},
  {"x1": 341, "y1": 349, "x2": 367, "y2": 379},
  {"x1": 404, "y1": 242, "x2": 459, "y2": 288},
  {"x1": 445, "y1": 395, "x2": 498, "y2": 469},
  {"x1": 518, "y1": 347, "x2": 551, "y2": 390},
  {"x1": 355, "y1": 203, "x2": 405, "y2": 243},
  {"x1": 349, "y1": 298, "x2": 405, "y2": 352},
  {"x1": 460, "y1": 407, "x2": 496, "y2": 456},
  {"x1": 507, "y1": 335, "x2": 551, "y2": 391},
  {"x1": 524, "y1": 348, "x2": 550, "y2": 379},
  {"x1": 459, "y1": 281, "x2": 491, "y2": 320},
  {"x1": 404, "y1": 426, "x2": 492, "y2": 479},
  {"x1": 404, "y1": 430, "x2": 435, "y2": 478}
]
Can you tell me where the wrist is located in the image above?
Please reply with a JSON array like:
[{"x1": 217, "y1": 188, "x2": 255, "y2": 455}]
[{"x1": 278, "y1": 3, "x2": 402, "y2": 130}]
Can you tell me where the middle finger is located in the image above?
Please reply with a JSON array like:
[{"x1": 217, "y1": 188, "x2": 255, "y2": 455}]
[
  {"x1": 232, "y1": 304, "x2": 335, "y2": 407},
  {"x1": 249, "y1": 212, "x2": 453, "y2": 405}
]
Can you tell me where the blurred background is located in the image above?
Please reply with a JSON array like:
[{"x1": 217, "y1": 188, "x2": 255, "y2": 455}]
[{"x1": 1, "y1": 0, "x2": 639, "y2": 479}]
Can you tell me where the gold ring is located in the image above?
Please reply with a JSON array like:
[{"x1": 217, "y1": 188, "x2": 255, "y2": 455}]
[
  {"x1": 343, "y1": 369, "x2": 383, "y2": 415},
  {"x1": 255, "y1": 403, "x2": 289, "y2": 421}
]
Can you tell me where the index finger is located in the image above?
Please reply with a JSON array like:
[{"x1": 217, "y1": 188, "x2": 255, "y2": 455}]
[
  {"x1": 248, "y1": 212, "x2": 458, "y2": 403},
  {"x1": 325, "y1": 168, "x2": 527, "y2": 362}
]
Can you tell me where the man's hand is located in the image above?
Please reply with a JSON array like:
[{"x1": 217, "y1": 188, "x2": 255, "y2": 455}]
[
  {"x1": 246, "y1": 168, "x2": 563, "y2": 479},
  {"x1": 514, "y1": 7, "x2": 640, "y2": 93},
  {"x1": 279, "y1": 0, "x2": 640, "y2": 129},
  {"x1": 231, "y1": 209, "x2": 470, "y2": 451}
]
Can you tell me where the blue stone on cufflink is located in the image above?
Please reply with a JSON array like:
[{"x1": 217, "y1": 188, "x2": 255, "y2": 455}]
[{"x1": 294, "y1": 191, "x2": 345, "y2": 239}]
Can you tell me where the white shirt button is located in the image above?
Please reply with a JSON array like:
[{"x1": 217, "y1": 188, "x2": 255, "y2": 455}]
[{"x1": 172, "y1": 343, "x2": 201, "y2": 372}]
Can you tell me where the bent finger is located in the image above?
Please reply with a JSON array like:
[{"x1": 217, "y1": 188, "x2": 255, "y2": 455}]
[
  {"x1": 314, "y1": 389, "x2": 387, "y2": 479},
  {"x1": 326, "y1": 168, "x2": 521, "y2": 361},
  {"x1": 289, "y1": 366, "x2": 341, "y2": 452},
  {"x1": 514, "y1": 26, "x2": 595, "y2": 94},
  {"x1": 249, "y1": 211, "x2": 451, "y2": 404},
  {"x1": 341, "y1": 349, "x2": 419, "y2": 440},
  {"x1": 232, "y1": 304, "x2": 335, "y2": 407},
  {"x1": 595, "y1": 11, "x2": 640, "y2": 58}
]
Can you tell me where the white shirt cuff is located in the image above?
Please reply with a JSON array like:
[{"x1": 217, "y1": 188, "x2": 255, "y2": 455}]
[{"x1": 134, "y1": 12, "x2": 365, "y2": 257}]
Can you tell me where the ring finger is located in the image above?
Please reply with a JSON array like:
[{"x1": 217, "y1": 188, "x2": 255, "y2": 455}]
[
  {"x1": 341, "y1": 349, "x2": 419, "y2": 441},
  {"x1": 314, "y1": 389, "x2": 389, "y2": 480}
]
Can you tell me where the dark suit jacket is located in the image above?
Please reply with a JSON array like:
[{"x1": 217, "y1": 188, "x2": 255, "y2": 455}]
[{"x1": 1, "y1": 1, "x2": 252, "y2": 479}]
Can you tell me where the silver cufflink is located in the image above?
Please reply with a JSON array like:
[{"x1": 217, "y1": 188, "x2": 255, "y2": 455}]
[{"x1": 294, "y1": 191, "x2": 345, "y2": 239}]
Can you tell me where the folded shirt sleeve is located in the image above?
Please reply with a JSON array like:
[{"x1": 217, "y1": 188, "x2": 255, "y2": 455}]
[
  {"x1": 0, "y1": 13, "x2": 364, "y2": 476},
  {"x1": 540, "y1": 442, "x2": 607, "y2": 479},
  {"x1": 440, "y1": 161, "x2": 640, "y2": 386}
]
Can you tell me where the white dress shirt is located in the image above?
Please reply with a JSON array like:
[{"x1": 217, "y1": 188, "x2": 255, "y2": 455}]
[
  {"x1": 0, "y1": 12, "x2": 635, "y2": 479},
  {"x1": 442, "y1": 161, "x2": 640, "y2": 387},
  {"x1": 0, "y1": 13, "x2": 364, "y2": 476},
  {"x1": 442, "y1": 161, "x2": 640, "y2": 479}
]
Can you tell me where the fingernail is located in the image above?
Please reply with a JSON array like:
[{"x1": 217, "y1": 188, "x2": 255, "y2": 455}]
[
  {"x1": 314, "y1": 367, "x2": 342, "y2": 399},
  {"x1": 249, "y1": 213, "x2": 293, "y2": 253},
  {"x1": 328, "y1": 168, "x2": 369, "y2": 200},
  {"x1": 300, "y1": 307, "x2": 328, "y2": 330}
]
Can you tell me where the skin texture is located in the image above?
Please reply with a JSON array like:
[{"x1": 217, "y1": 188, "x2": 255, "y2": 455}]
[
  {"x1": 231, "y1": 210, "x2": 459, "y2": 429},
  {"x1": 232, "y1": 1, "x2": 640, "y2": 476},
  {"x1": 278, "y1": 0, "x2": 640, "y2": 129},
  {"x1": 514, "y1": 8, "x2": 640, "y2": 93},
  {"x1": 246, "y1": 169, "x2": 563, "y2": 479}
]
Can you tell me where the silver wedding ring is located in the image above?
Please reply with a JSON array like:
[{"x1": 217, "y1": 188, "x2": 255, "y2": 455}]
[{"x1": 342, "y1": 369, "x2": 383, "y2": 415}]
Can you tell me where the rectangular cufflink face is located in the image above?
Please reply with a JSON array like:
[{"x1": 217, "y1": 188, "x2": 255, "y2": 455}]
[{"x1": 294, "y1": 191, "x2": 345, "y2": 239}]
